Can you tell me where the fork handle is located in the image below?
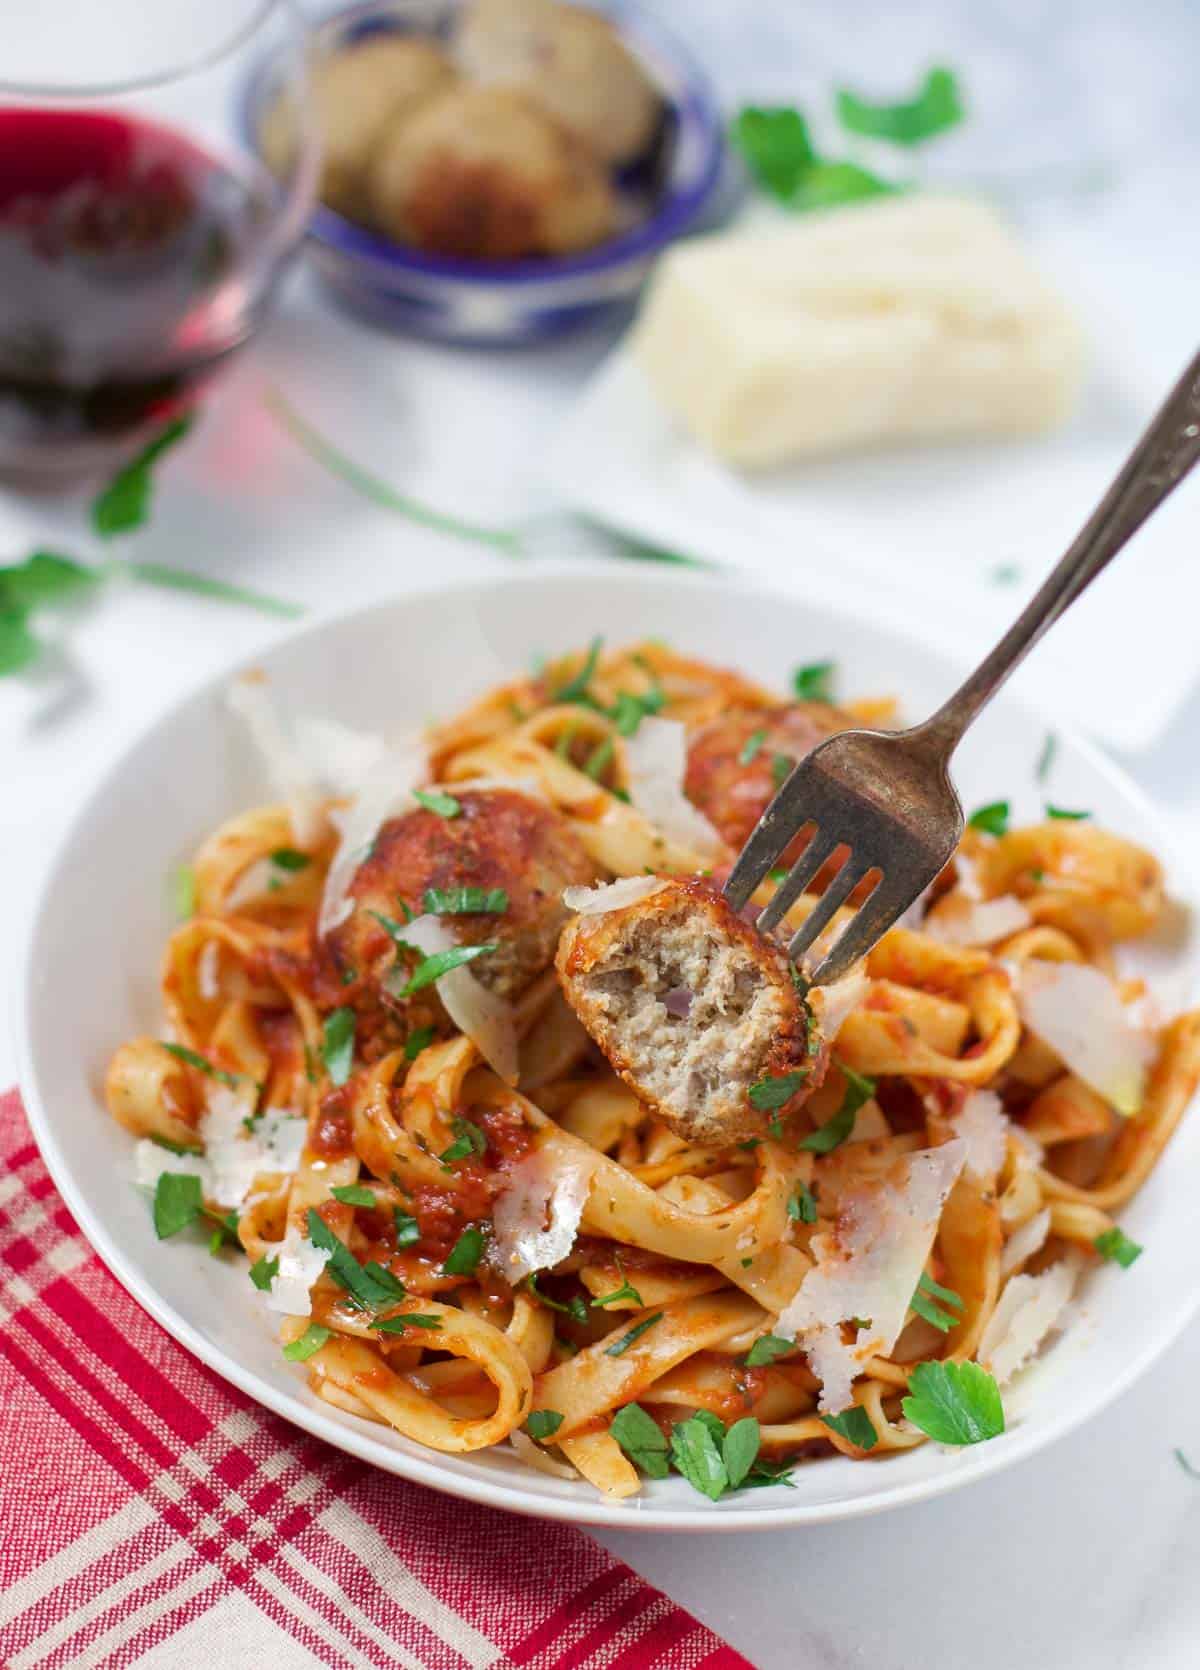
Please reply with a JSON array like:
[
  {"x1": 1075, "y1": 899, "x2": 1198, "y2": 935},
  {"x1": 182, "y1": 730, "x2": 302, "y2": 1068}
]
[{"x1": 911, "y1": 346, "x2": 1200, "y2": 761}]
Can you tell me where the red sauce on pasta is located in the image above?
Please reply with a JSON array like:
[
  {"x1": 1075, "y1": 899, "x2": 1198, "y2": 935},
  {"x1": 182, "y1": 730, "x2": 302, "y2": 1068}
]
[{"x1": 311, "y1": 1091, "x2": 353, "y2": 1158}]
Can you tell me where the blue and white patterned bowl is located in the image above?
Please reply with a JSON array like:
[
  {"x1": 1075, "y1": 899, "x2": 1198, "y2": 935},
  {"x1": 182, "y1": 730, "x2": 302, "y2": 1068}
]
[{"x1": 245, "y1": 0, "x2": 725, "y2": 344}]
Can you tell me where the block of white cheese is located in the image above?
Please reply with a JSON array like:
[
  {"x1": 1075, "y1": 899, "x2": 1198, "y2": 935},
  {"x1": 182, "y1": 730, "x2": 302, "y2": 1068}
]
[{"x1": 631, "y1": 194, "x2": 1085, "y2": 470}]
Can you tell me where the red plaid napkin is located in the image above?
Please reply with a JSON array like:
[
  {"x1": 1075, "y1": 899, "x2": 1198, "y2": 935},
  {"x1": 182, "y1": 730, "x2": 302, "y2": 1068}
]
[{"x1": 0, "y1": 1090, "x2": 751, "y2": 1670}]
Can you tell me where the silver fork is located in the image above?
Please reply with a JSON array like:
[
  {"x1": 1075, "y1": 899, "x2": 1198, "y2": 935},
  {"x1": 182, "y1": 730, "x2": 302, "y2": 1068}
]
[{"x1": 724, "y1": 347, "x2": 1200, "y2": 988}]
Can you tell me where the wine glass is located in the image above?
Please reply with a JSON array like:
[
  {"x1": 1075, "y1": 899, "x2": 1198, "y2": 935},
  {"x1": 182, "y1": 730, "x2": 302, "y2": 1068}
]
[{"x1": 0, "y1": 0, "x2": 318, "y2": 487}]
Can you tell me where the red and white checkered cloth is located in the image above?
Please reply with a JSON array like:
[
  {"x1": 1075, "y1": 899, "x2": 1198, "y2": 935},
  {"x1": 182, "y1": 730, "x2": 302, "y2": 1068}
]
[{"x1": 0, "y1": 1090, "x2": 752, "y2": 1670}]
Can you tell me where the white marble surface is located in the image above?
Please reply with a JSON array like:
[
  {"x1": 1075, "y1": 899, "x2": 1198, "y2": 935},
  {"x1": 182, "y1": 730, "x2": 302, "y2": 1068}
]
[{"x1": 4, "y1": 4, "x2": 1200, "y2": 1666}]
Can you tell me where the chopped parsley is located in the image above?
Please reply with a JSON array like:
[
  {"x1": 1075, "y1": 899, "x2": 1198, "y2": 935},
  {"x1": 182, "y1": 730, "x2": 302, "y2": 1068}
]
[
  {"x1": 1036, "y1": 731, "x2": 1058, "y2": 783},
  {"x1": 404, "y1": 1026, "x2": 435, "y2": 1061},
  {"x1": 439, "y1": 1117, "x2": 488, "y2": 1166},
  {"x1": 901, "y1": 1360, "x2": 1005, "y2": 1445},
  {"x1": 604, "y1": 1313, "x2": 663, "y2": 1357},
  {"x1": 771, "y1": 753, "x2": 792, "y2": 788},
  {"x1": 395, "y1": 942, "x2": 498, "y2": 997},
  {"x1": 835, "y1": 65, "x2": 964, "y2": 145},
  {"x1": 792, "y1": 660, "x2": 835, "y2": 703},
  {"x1": 249, "y1": 1253, "x2": 280, "y2": 1291},
  {"x1": 821, "y1": 1406, "x2": 878, "y2": 1451},
  {"x1": 320, "y1": 1006, "x2": 356, "y2": 1086},
  {"x1": 526, "y1": 1273, "x2": 589, "y2": 1325},
  {"x1": 584, "y1": 735, "x2": 615, "y2": 780},
  {"x1": 739, "y1": 728, "x2": 767, "y2": 766},
  {"x1": 1045, "y1": 804, "x2": 1090, "y2": 821},
  {"x1": 910, "y1": 1270, "x2": 965, "y2": 1333},
  {"x1": 745, "y1": 1334, "x2": 793, "y2": 1367},
  {"x1": 413, "y1": 787, "x2": 461, "y2": 819},
  {"x1": 610, "y1": 1403, "x2": 671, "y2": 1477},
  {"x1": 748, "y1": 1070, "x2": 807, "y2": 1112},
  {"x1": 787, "y1": 1183, "x2": 818, "y2": 1224},
  {"x1": 330, "y1": 1184, "x2": 377, "y2": 1208},
  {"x1": 152, "y1": 1172, "x2": 203, "y2": 1240},
  {"x1": 991, "y1": 563, "x2": 1021, "y2": 586},
  {"x1": 373, "y1": 1312, "x2": 442, "y2": 1333},
  {"x1": 423, "y1": 886, "x2": 509, "y2": 915},
  {"x1": 525, "y1": 1410, "x2": 564, "y2": 1441},
  {"x1": 1094, "y1": 1226, "x2": 1142, "y2": 1268},
  {"x1": 305, "y1": 1208, "x2": 406, "y2": 1311},
  {"x1": 443, "y1": 1224, "x2": 487, "y2": 1276},
  {"x1": 730, "y1": 105, "x2": 816, "y2": 199},
  {"x1": 393, "y1": 1209, "x2": 421, "y2": 1248},
  {"x1": 282, "y1": 1323, "x2": 331, "y2": 1362},
  {"x1": 669, "y1": 1413, "x2": 730, "y2": 1500},
  {"x1": 967, "y1": 800, "x2": 1010, "y2": 837},
  {"x1": 204, "y1": 1207, "x2": 240, "y2": 1255},
  {"x1": 1174, "y1": 1448, "x2": 1200, "y2": 1481},
  {"x1": 171, "y1": 864, "x2": 196, "y2": 921},
  {"x1": 554, "y1": 637, "x2": 603, "y2": 704},
  {"x1": 269, "y1": 847, "x2": 310, "y2": 871},
  {"x1": 92, "y1": 414, "x2": 193, "y2": 537},
  {"x1": 161, "y1": 1043, "x2": 239, "y2": 1090},
  {"x1": 799, "y1": 1066, "x2": 875, "y2": 1153},
  {"x1": 149, "y1": 1133, "x2": 201, "y2": 1156},
  {"x1": 611, "y1": 687, "x2": 662, "y2": 736},
  {"x1": 590, "y1": 1267, "x2": 644, "y2": 1309}
]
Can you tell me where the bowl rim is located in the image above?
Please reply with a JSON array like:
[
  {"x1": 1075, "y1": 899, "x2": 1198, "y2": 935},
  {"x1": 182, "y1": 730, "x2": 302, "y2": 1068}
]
[
  {"x1": 17, "y1": 558, "x2": 1200, "y2": 1532},
  {"x1": 243, "y1": 0, "x2": 726, "y2": 284}
]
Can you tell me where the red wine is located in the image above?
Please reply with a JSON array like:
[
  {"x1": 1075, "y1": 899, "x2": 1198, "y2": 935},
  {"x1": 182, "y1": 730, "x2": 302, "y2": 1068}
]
[{"x1": 0, "y1": 108, "x2": 280, "y2": 480}]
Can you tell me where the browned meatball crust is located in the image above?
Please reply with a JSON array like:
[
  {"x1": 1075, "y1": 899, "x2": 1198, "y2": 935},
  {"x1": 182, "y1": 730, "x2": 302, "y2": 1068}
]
[
  {"x1": 684, "y1": 703, "x2": 853, "y2": 853},
  {"x1": 556, "y1": 877, "x2": 825, "y2": 1145}
]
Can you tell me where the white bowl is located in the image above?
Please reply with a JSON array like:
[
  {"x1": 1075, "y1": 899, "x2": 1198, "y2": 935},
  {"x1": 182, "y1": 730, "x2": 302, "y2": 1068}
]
[{"x1": 17, "y1": 562, "x2": 1200, "y2": 1531}]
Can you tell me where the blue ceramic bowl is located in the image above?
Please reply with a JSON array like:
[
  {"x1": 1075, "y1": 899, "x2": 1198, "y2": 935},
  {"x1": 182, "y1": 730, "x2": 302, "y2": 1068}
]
[{"x1": 244, "y1": 0, "x2": 724, "y2": 344}]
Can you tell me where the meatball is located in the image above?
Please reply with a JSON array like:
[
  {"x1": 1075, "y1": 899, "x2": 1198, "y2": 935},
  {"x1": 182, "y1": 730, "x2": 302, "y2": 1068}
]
[
  {"x1": 327, "y1": 788, "x2": 595, "y2": 1003},
  {"x1": 684, "y1": 703, "x2": 853, "y2": 853},
  {"x1": 260, "y1": 35, "x2": 457, "y2": 222},
  {"x1": 455, "y1": 0, "x2": 662, "y2": 166},
  {"x1": 556, "y1": 877, "x2": 822, "y2": 1146},
  {"x1": 367, "y1": 84, "x2": 618, "y2": 259}
]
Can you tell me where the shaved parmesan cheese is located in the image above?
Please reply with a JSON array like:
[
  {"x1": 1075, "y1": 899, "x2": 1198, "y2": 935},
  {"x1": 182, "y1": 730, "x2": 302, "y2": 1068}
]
[
  {"x1": 318, "y1": 737, "x2": 427, "y2": 936},
  {"x1": 809, "y1": 965, "x2": 869, "y2": 1041},
  {"x1": 778, "y1": 1139, "x2": 966, "y2": 1412},
  {"x1": 265, "y1": 1228, "x2": 332, "y2": 1317},
  {"x1": 402, "y1": 914, "x2": 518, "y2": 1084},
  {"x1": 952, "y1": 1089, "x2": 1010, "y2": 1181},
  {"x1": 292, "y1": 715, "x2": 386, "y2": 797},
  {"x1": 132, "y1": 1093, "x2": 306, "y2": 1212},
  {"x1": 1000, "y1": 1207, "x2": 1051, "y2": 1276},
  {"x1": 254, "y1": 1107, "x2": 308, "y2": 1175},
  {"x1": 1017, "y1": 960, "x2": 1153, "y2": 1116},
  {"x1": 227, "y1": 675, "x2": 326, "y2": 848},
  {"x1": 492, "y1": 1147, "x2": 597, "y2": 1282},
  {"x1": 563, "y1": 876, "x2": 668, "y2": 916},
  {"x1": 926, "y1": 894, "x2": 1031, "y2": 947},
  {"x1": 623, "y1": 718, "x2": 722, "y2": 858},
  {"x1": 978, "y1": 1257, "x2": 1078, "y2": 1384}
]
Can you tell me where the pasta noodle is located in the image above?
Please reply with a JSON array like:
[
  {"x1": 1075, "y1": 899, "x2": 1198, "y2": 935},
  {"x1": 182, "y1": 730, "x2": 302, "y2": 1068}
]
[{"x1": 106, "y1": 641, "x2": 1198, "y2": 1500}]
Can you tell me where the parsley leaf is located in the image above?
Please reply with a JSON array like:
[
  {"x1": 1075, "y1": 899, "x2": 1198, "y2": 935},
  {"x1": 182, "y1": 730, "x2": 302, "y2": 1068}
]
[
  {"x1": 722, "y1": 1417, "x2": 762, "y2": 1489},
  {"x1": 787, "y1": 1183, "x2": 818, "y2": 1224},
  {"x1": 393, "y1": 1209, "x2": 421, "y2": 1248},
  {"x1": 799, "y1": 1066, "x2": 875, "y2": 1153},
  {"x1": 590, "y1": 1268, "x2": 644, "y2": 1308},
  {"x1": 373, "y1": 1312, "x2": 441, "y2": 1333},
  {"x1": 526, "y1": 1273, "x2": 589, "y2": 1325},
  {"x1": 610, "y1": 1402, "x2": 671, "y2": 1478},
  {"x1": 443, "y1": 1224, "x2": 487, "y2": 1276},
  {"x1": 1174, "y1": 1448, "x2": 1200, "y2": 1481},
  {"x1": 153, "y1": 1172, "x2": 203, "y2": 1239},
  {"x1": 1036, "y1": 732, "x2": 1058, "y2": 784},
  {"x1": 525, "y1": 1410, "x2": 564, "y2": 1441},
  {"x1": 249, "y1": 1253, "x2": 280, "y2": 1291},
  {"x1": 605, "y1": 1313, "x2": 663, "y2": 1357},
  {"x1": 423, "y1": 886, "x2": 508, "y2": 915},
  {"x1": 794, "y1": 161, "x2": 898, "y2": 210},
  {"x1": 270, "y1": 847, "x2": 310, "y2": 871},
  {"x1": 412, "y1": 787, "x2": 461, "y2": 819},
  {"x1": 331, "y1": 1184, "x2": 377, "y2": 1207},
  {"x1": 161, "y1": 1042, "x2": 239, "y2": 1089},
  {"x1": 745, "y1": 1333, "x2": 794, "y2": 1367},
  {"x1": 171, "y1": 864, "x2": 196, "y2": 920},
  {"x1": 730, "y1": 106, "x2": 816, "y2": 200},
  {"x1": 835, "y1": 65, "x2": 964, "y2": 145},
  {"x1": 306, "y1": 1208, "x2": 406, "y2": 1311},
  {"x1": 771, "y1": 753, "x2": 792, "y2": 788},
  {"x1": 404, "y1": 1026, "x2": 435, "y2": 1061},
  {"x1": 149, "y1": 1133, "x2": 201, "y2": 1156},
  {"x1": 584, "y1": 735, "x2": 615, "y2": 781},
  {"x1": 611, "y1": 689, "x2": 658, "y2": 736},
  {"x1": 1094, "y1": 1226, "x2": 1143, "y2": 1268},
  {"x1": 821, "y1": 1406, "x2": 878, "y2": 1451},
  {"x1": 748, "y1": 1070, "x2": 807, "y2": 1112},
  {"x1": 739, "y1": 728, "x2": 767, "y2": 766},
  {"x1": 320, "y1": 1006, "x2": 356, "y2": 1086},
  {"x1": 395, "y1": 942, "x2": 498, "y2": 997},
  {"x1": 0, "y1": 548, "x2": 100, "y2": 609},
  {"x1": 283, "y1": 1323, "x2": 331, "y2": 1361},
  {"x1": 670, "y1": 1413, "x2": 728, "y2": 1500},
  {"x1": 0, "y1": 606, "x2": 38, "y2": 674},
  {"x1": 439, "y1": 1117, "x2": 488, "y2": 1166},
  {"x1": 910, "y1": 1270, "x2": 965, "y2": 1332},
  {"x1": 793, "y1": 661, "x2": 835, "y2": 703},
  {"x1": 901, "y1": 1360, "x2": 1005, "y2": 1445},
  {"x1": 967, "y1": 800, "x2": 1010, "y2": 836},
  {"x1": 554, "y1": 637, "x2": 603, "y2": 704},
  {"x1": 1045, "y1": 804, "x2": 1090, "y2": 821},
  {"x1": 92, "y1": 415, "x2": 193, "y2": 537}
]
